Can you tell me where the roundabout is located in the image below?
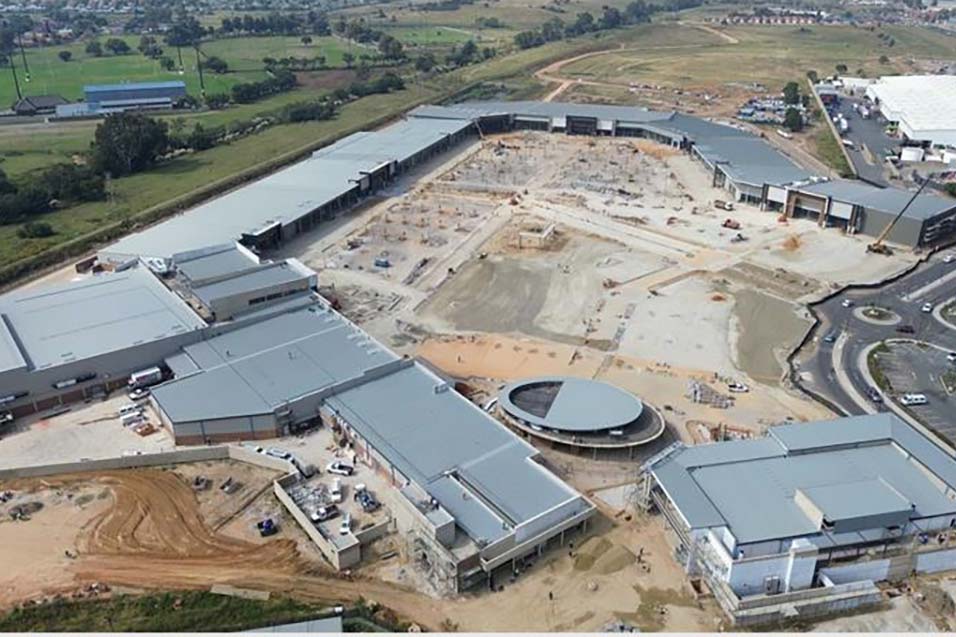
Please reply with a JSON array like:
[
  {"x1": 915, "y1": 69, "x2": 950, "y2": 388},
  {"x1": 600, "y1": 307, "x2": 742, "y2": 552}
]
[{"x1": 853, "y1": 305, "x2": 901, "y2": 326}]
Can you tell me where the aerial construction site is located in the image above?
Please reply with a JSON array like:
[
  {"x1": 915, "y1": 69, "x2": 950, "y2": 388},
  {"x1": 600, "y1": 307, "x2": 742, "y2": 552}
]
[{"x1": 2, "y1": 100, "x2": 956, "y2": 633}]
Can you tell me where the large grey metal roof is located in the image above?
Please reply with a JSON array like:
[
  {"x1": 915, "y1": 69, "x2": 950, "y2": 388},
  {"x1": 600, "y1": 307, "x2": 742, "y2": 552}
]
[
  {"x1": 414, "y1": 101, "x2": 674, "y2": 124},
  {"x1": 650, "y1": 414, "x2": 956, "y2": 545},
  {"x1": 499, "y1": 376, "x2": 643, "y2": 433},
  {"x1": 0, "y1": 267, "x2": 205, "y2": 374},
  {"x1": 151, "y1": 304, "x2": 397, "y2": 422},
  {"x1": 693, "y1": 136, "x2": 812, "y2": 187},
  {"x1": 103, "y1": 117, "x2": 474, "y2": 260},
  {"x1": 173, "y1": 243, "x2": 260, "y2": 284},
  {"x1": 326, "y1": 362, "x2": 583, "y2": 543},
  {"x1": 800, "y1": 180, "x2": 956, "y2": 221},
  {"x1": 190, "y1": 260, "x2": 311, "y2": 307}
]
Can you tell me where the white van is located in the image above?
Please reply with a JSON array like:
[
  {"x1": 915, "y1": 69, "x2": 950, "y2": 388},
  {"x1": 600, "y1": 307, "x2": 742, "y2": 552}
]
[
  {"x1": 118, "y1": 403, "x2": 141, "y2": 417},
  {"x1": 900, "y1": 393, "x2": 928, "y2": 406},
  {"x1": 120, "y1": 411, "x2": 144, "y2": 426},
  {"x1": 330, "y1": 478, "x2": 343, "y2": 504}
]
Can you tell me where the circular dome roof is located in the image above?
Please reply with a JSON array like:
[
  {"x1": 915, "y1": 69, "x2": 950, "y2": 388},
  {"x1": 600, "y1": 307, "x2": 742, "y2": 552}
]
[{"x1": 499, "y1": 376, "x2": 644, "y2": 433}]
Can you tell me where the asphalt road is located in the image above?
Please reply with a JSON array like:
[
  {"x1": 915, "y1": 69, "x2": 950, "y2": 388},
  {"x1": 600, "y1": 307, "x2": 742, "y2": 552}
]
[
  {"x1": 794, "y1": 250, "x2": 956, "y2": 440},
  {"x1": 832, "y1": 98, "x2": 895, "y2": 186}
]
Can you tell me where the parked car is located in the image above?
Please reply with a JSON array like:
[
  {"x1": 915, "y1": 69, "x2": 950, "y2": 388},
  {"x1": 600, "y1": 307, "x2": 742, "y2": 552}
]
[
  {"x1": 944, "y1": 254, "x2": 955, "y2": 264},
  {"x1": 266, "y1": 447, "x2": 292, "y2": 460},
  {"x1": 896, "y1": 325, "x2": 915, "y2": 334},
  {"x1": 867, "y1": 387, "x2": 883, "y2": 403},
  {"x1": 257, "y1": 518, "x2": 278, "y2": 537},
  {"x1": 921, "y1": 302, "x2": 934, "y2": 313},
  {"x1": 128, "y1": 387, "x2": 150, "y2": 401},
  {"x1": 899, "y1": 393, "x2": 928, "y2": 406},
  {"x1": 727, "y1": 382, "x2": 750, "y2": 393},
  {"x1": 339, "y1": 512, "x2": 351, "y2": 536},
  {"x1": 841, "y1": 299, "x2": 854, "y2": 308},
  {"x1": 330, "y1": 478, "x2": 343, "y2": 504},
  {"x1": 327, "y1": 461, "x2": 355, "y2": 476},
  {"x1": 0, "y1": 412, "x2": 12, "y2": 425},
  {"x1": 118, "y1": 403, "x2": 141, "y2": 417},
  {"x1": 947, "y1": 352, "x2": 956, "y2": 363},
  {"x1": 240, "y1": 442, "x2": 264, "y2": 454},
  {"x1": 310, "y1": 505, "x2": 339, "y2": 523},
  {"x1": 356, "y1": 488, "x2": 381, "y2": 513}
]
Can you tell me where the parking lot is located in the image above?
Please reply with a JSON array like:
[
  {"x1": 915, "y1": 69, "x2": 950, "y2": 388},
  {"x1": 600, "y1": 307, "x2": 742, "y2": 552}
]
[
  {"x1": 832, "y1": 97, "x2": 896, "y2": 186},
  {"x1": 876, "y1": 341, "x2": 956, "y2": 442},
  {"x1": 248, "y1": 425, "x2": 392, "y2": 543},
  {"x1": 0, "y1": 392, "x2": 174, "y2": 468}
]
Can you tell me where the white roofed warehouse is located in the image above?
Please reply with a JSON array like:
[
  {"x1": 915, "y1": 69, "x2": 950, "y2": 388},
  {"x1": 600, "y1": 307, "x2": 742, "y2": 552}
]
[
  {"x1": 865, "y1": 75, "x2": 956, "y2": 149},
  {"x1": 640, "y1": 414, "x2": 956, "y2": 626}
]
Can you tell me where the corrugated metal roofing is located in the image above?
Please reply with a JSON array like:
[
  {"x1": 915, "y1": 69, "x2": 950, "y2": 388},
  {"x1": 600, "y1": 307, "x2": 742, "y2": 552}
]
[
  {"x1": 191, "y1": 261, "x2": 308, "y2": 306},
  {"x1": 800, "y1": 180, "x2": 956, "y2": 220},
  {"x1": 499, "y1": 376, "x2": 643, "y2": 432},
  {"x1": 151, "y1": 305, "x2": 397, "y2": 422},
  {"x1": 0, "y1": 267, "x2": 204, "y2": 373},
  {"x1": 85, "y1": 81, "x2": 186, "y2": 93},
  {"x1": 173, "y1": 244, "x2": 260, "y2": 284},
  {"x1": 650, "y1": 414, "x2": 956, "y2": 545}
]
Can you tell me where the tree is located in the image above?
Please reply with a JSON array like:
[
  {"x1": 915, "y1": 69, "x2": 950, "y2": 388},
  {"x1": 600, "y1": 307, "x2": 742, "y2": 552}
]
[
  {"x1": 92, "y1": 113, "x2": 170, "y2": 177},
  {"x1": 201, "y1": 56, "x2": 229, "y2": 74},
  {"x1": 17, "y1": 221, "x2": 55, "y2": 239},
  {"x1": 301, "y1": 35, "x2": 313, "y2": 46},
  {"x1": 782, "y1": 81, "x2": 801, "y2": 105},
  {"x1": 0, "y1": 167, "x2": 15, "y2": 196},
  {"x1": 105, "y1": 38, "x2": 131, "y2": 55},
  {"x1": 342, "y1": 52, "x2": 355, "y2": 68},
  {"x1": 784, "y1": 107, "x2": 804, "y2": 132},
  {"x1": 415, "y1": 52, "x2": 436, "y2": 72},
  {"x1": 85, "y1": 40, "x2": 103, "y2": 57},
  {"x1": 835, "y1": 63, "x2": 848, "y2": 74},
  {"x1": 378, "y1": 35, "x2": 404, "y2": 60},
  {"x1": 159, "y1": 56, "x2": 176, "y2": 71},
  {"x1": 600, "y1": 7, "x2": 623, "y2": 29},
  {"x1": 806, "y1": 69, "x2": 819, "y2": 83},
  {"x1": 57, "y1": 50, "x2": 72, "y2": 62},
  {"x1": 879, "y1": 55, "x2": 890, "y2": 64}
]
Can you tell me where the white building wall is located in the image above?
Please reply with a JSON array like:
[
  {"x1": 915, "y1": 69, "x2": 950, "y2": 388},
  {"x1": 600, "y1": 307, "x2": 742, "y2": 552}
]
[
  {"x1": 727, "y1": 554, "x2": 792, "y2": 596},
  {"x1": 819, "y1": 559, "x2": 890, "y2": 584},
  {"x1": 915, "y1": 546, "x2": 956, "y2": 574}
]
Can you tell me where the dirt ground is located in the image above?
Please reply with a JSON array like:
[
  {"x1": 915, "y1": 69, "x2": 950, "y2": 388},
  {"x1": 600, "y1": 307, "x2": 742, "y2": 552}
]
[{"x1": 0, "y1": 462, "x2": 722, "y2": 632}]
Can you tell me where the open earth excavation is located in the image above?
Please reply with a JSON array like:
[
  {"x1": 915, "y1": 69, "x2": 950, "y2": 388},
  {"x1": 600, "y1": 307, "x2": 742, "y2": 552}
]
[{"x1": 3, "y1": 1, "x2": 956, "y2": 633}]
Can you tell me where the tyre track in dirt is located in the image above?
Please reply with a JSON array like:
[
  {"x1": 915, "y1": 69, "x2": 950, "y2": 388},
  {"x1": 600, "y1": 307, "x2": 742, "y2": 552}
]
[{"x1": 33, "y1": 470, "x2": 447, "y2": 629}]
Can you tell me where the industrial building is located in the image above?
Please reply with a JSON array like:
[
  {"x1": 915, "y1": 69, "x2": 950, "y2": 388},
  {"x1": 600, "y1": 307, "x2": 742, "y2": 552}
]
[
  {"x1": 55, "y1": 81, "x2": 188, "y2": 118},
  {"x1": 101, "y1": 116, "x2": 476, "y2": 263},
  {"x1": 0, "y1": 239, "x2": 595, "y2": 591},
  {"x1": 865, "y1": 75, "x2": 956, "y2": 149},
  {"x1": 497, "y1": 376, "x2": 664, "y2": 453},
  {"x1": 96, "y1": 101, "x2": 956, "y2": 258},
  {"x1": 640, "y1": 413, "x2": 956, "y2": 625}
]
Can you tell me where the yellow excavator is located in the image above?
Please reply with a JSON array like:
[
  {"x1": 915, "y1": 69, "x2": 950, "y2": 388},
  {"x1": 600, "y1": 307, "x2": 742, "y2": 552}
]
[{"x1": 867, "y1": 179, "x2": 931, "y2": 256}]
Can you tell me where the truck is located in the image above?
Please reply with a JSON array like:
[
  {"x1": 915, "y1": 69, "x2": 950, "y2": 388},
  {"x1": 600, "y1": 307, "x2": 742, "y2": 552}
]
[
  {"x1": 128, "y1": 366, "x2": 163, "y2": 389},
  {"x1": 714, "y1": 200, "x2": 735, "y2": 211}
]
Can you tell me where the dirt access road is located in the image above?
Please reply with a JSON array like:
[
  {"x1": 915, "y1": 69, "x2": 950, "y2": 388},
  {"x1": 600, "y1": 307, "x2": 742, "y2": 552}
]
[
  {"x1": 2, "y1": 469, "x2": 448, "y2": 629},
  {"x1": 535, "y1": 24, "x2": 739, "y2": 102}
]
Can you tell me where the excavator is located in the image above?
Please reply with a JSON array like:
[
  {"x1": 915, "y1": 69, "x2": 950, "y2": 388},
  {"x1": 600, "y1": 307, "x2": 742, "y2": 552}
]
[{"x1": 866, "y1": 179, "x2": 931, "y2": 256}]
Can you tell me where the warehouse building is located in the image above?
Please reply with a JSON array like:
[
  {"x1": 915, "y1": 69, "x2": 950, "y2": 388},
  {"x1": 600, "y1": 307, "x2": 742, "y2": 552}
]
[
  {"x1": 84, "y1": 80, "x2": 187, "y2": 110},
  {"x1": 100, "y1": 116, "x2": 476, "y2": 263},
  {"x1": 0, "y1": 267, "x2": 207, "y2": 416},
  {"x1": 865, "y1": 75, "x2": 956, "y2": 149},
  {"x1": 640, "y1": 413, "x2": 956, "y2": 625}
]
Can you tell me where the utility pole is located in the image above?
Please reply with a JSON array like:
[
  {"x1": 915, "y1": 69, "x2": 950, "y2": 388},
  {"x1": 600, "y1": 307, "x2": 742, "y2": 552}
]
[
  {"x1": 8, "y1": 55, "x2": 22, "y2": 101},
  {"x1": 194, "y1": 46, "x2": 205, "y2": 98},
  {"x1": 17, "y1": 32, "x2": 29, "y2": 82}
]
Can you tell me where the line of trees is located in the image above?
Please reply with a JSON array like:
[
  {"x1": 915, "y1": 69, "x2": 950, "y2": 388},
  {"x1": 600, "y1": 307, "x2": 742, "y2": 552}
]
[
  {"x1": 220, "y1": 12, "x2": 331, "y2": 37},
  {"x1": 230, "y1": 68, "x2": 298, "y2": 104}
]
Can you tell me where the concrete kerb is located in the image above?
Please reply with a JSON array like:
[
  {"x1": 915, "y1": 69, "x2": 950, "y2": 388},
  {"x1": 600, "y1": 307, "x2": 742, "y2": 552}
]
[
  {"x1": 857, "y1": 339, "x2": 956, "y2": 456},
  {"x1": 832, "y1": 331, "x2": 877, "y2": 416},
  {"x1": 787, "y1": 245, "x2": 949, "y2": 417},
  {"x1": 933, "y1": 297, "x2": 956, "y2": 332}
]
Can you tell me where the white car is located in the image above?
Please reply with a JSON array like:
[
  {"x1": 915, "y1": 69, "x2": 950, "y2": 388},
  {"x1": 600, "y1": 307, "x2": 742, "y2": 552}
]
[
  {"x1": 948, "y1": 352, "x2": 956, "y2": 363},
  {"x1": 339, "y1": 512, "x2": 351, "y2": 536},
  {"x1": 727, "y1": 382, "x2": 750, "y2": 393},
  {"x1": 921, "y1": 302, "x2": 934, "y2": 313},
  {"x1": 330, "y1": 478, "x2": 343, "y2": 504},
  {"x1": 899, "y1": 393, "x2": 928, "y2": 406},
  {"x1": 944, "y1": 254, "x2": 955, "y2": 264},
  {"x1": 266, "y1": 448, "x2": 292, "y2": 460},
  {"x1": 841, "y1": 299, "x2": 854, "y2": 308},
  {"x1": 128, "y1": 387, "x2": 150, "y2": 401},
  {"x1": 326, "y1": 461, "x2": 355, "y2": 476}
]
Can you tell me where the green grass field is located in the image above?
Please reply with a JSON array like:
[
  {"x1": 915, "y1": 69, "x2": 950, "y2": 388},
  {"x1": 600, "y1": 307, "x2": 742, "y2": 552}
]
[
  {"x1": 202, "y1": 35, "x2": 356, "y2": 70},
  {"x1": 1, "y1": 36, "x2": 267, "y2": 107}
]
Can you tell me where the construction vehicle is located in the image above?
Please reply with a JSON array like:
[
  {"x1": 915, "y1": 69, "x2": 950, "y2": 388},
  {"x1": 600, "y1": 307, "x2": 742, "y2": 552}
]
[
  {"x1": 257, "y1": 518, "x2": 278, "y2": 537},
  {"x1": 867, "y1": 179, "x2": 931, "y2": 256},
  {"x1": 721, "y1": 218, "x2": 741, "y2": 230},
  {"x1": 714, "y1": 200, "x2": 735, "y2": 211}
]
